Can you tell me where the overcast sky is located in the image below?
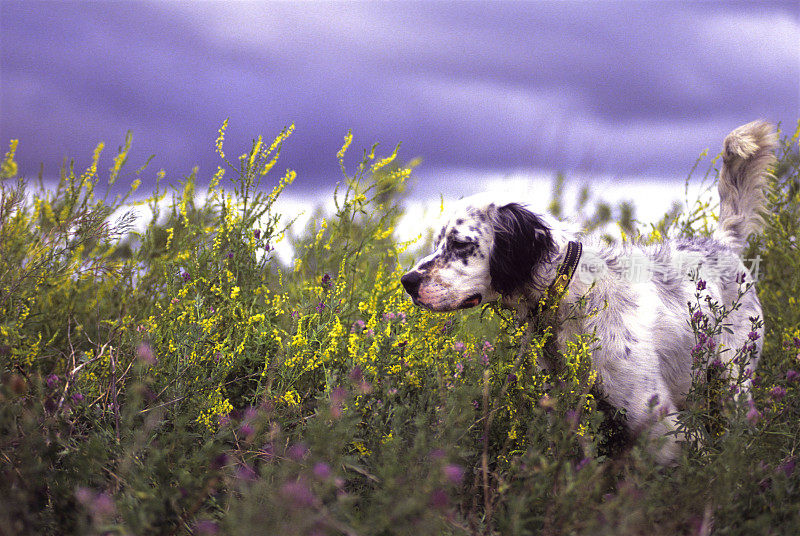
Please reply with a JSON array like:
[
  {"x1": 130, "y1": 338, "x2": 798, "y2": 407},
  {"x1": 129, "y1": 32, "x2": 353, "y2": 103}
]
[{"x1": 1, "y1": 0, "x2": 798, "y2": 201}]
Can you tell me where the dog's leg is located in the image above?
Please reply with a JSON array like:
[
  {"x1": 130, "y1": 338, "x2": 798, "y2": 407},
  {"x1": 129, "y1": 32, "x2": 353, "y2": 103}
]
[
  {"x1": 624, "y1": 385, "x2": 682, "y2": 465},
  {"x1": 594, "y1": 354, "x2": 684, "y2": 464},
  {"x1": 645, "y1": 405, "x2": 682, "y2": 466}
]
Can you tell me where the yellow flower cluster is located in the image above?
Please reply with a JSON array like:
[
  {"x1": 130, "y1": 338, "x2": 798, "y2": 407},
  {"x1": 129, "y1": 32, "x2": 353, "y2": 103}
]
[
  {"x1": 215, "y1": 118, "x2": 228, "y2": 159},
  {"x1": 1, "y1": 139, "x2": 19, "y2": 179},
  {"x1": 260, "y1": 123, "x2": 295, "y2": 177},
  {"x1": 337, "y1": 131, "x2": 353, "y2": 161},
  {"x1": 108, "y1": 132, "x2": 131, "y2": 185},
  {"x1": 79, "y1": 142, "x2": 104, "y2": 199},
  {"x1": 281, "y1": 390, "x2": 301, "y2": 407}
]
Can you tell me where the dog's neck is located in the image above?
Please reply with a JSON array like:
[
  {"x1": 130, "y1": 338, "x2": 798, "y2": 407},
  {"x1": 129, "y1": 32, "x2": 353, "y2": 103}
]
[
  {"x1": 538, "y1": 217, "x2": 582, "y2": 282},
  {"x1": 501, "y1": 222, "x2": 587, "y2": 316}
]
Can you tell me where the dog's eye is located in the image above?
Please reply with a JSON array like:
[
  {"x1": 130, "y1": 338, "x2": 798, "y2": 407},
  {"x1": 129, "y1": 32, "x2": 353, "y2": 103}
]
[{"x1": 450, "y1": 239, "x2": 472, "y2": 249}]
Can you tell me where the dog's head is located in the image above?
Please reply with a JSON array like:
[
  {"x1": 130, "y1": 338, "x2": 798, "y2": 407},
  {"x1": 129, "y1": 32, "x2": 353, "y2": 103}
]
[{"x1": 401, "y1": 195, "x2": 557, "y2": 311}]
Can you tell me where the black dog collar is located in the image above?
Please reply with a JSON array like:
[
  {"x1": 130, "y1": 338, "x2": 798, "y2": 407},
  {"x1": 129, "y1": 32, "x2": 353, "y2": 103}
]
[
  {"x1": 553, "y1": 240, "x2": 583, "y2": 290},
  {"x1": 536, "y1": 240, "x2": 582, "y2": 316}
]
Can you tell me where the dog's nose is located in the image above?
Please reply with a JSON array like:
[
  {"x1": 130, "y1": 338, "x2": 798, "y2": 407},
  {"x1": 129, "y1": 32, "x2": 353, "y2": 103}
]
[{"x1": 401, "y1": 271, "x2": 423, "y2": 296}]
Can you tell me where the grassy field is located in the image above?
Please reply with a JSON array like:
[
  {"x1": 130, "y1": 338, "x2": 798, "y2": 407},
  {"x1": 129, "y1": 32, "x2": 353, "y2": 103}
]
[{"x1": 1, "y1": 121, "x2": 799, "y2": 535}]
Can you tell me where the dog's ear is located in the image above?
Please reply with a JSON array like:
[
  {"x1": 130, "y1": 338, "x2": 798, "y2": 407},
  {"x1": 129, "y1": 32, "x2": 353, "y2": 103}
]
[{"x1": 489, "y1": 203, "x2": 556, "y2": 296}]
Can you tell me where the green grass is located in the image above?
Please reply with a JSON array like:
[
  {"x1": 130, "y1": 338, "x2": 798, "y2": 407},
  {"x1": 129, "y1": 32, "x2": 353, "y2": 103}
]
[{"x1": 1, "y1": 121, "x2": 799, "y2": 535}]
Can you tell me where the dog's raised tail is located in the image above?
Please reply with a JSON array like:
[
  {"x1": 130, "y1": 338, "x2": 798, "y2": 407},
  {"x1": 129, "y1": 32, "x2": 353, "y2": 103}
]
[{"x1": 714, "y1": 120, "x2": 778, "y2": 254}]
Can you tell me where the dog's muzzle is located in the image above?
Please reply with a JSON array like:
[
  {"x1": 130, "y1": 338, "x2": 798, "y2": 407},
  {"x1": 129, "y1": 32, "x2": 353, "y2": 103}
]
[{"x1": 401, "y1": 270, "x2": 482, "y2": 310}]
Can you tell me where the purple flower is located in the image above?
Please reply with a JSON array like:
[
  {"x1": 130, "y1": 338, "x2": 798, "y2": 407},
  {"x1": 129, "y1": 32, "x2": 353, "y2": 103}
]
[
  {"x1": 748, "y1": 331, "x2": 760, "y2": 341},
  {"x1": 75, "y1": 487, "x2": 93, "y2": 505},
  {"x1": 786, "y1": 370, "x2": 800, "y2": 382},
  {"x1": 429, "y1": 488, "x2": 449, "y2": 509},
  {"x1": 194, "y1": 520, "x2": 219, "y2": 535},
  {"x1": 265, "y1": 243, "x2": 273, "y2": 251},
  {"x1": 280, "y1": 480, "x2": 316, "y2": 508},
  {"x1": 429, "y1": 448, "x2": 446, "y2": 461},
  {"x1": 696, "y1": 280, "x2": 706, "y2": 291},
  {"x1": 779, "y1": 458, "x2": 796, "y2": 477},
  {"x1": 711, "y1": 359, "x2": 723, "y2": 369},
  {"x1": 288, "y1": 443, "x2": 309, "y2": 461},
  {"x1": 794, "y1": 337, "x2": 800, "y2": 349},
  {"x1": 746, "y1": 403, "x2": 761, "y2": 425},
  {"x1": 227, "y1": 252, "x2": 234, "y2": 259},
  {"x1": 349, "y1": 366, "x2": 363, "y2": 382},
  {"x1": 236, "y1": 464, "x2": 257, "y2": 481},
  {"x1": 92, "y1": 492, "x2": 116, "y2": 517},
  {"x1": 182, "y1": 272, "x2": 191, "y2": 281},
  {"x1": 315, "y1": 301, "x2": 325, "y2": 313},
  {"x1": 253, "y1": 229, "x2": 261, "y2": 239},
  {"x1": 313, "y1": 462, "x2": 332, "y2": 480},
  {"x1": 770, "y1": 385, "x2": 787, "y2": 400},
  {"x1": 136, "y1": 342, "x2": 156, "y2": 365},
  {"x1": 331, "y1": 386, "x2": 348, "y2": 407},
  {"x1": 46, "y1": 374, "x2": 60, "y2": 389},
  {"x1": 575, "y1": 457, "x2": 591, "y2": 471},
  {"x1": 356, "y1": 379, "x2": 373, "y2": 395},
  {"x1": 321, "y1": 273, "x2": 331, "y2": 287},
  {"x1": 443, "y1": 464, "x2": 465, "y2": 485},
  {"x1": 692, "y1": 311, "x2": 703, "y2": 323},
  {"x1": 76, "y1": 489, "x2": 116, "y2": 518},
  {"x1": 210, "y1": 453, "x2": 228, "y2": 470},
  {"x1": 72, "y1": 393, "x2": 84, "y2": 403},
  {"x1": 707, "y1": 337, "x2": 716, "y2": 350},
  {"x1": 239, "y1": 423, "x2": 254, "y2": 437}
]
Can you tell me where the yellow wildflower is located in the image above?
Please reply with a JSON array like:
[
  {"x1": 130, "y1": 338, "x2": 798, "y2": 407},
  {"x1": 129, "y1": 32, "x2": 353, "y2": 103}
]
[{"x1": 215, "y1": 118, "x2": 228, "y2": 158}]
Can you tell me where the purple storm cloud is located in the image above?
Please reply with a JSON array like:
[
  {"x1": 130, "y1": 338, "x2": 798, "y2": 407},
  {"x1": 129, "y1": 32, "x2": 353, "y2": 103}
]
[{"x1": 1, "y1": 1, "x2": 797, "y2": 195}]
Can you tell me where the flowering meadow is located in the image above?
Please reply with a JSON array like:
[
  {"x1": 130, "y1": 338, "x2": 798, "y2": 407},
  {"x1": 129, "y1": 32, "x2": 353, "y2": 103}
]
[{"x1": 1, "y1": 121, "x2": 799, "y2": 535}]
